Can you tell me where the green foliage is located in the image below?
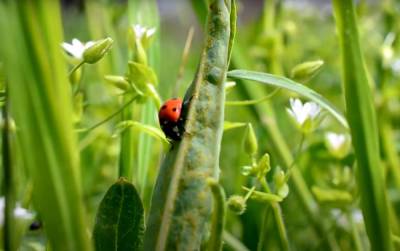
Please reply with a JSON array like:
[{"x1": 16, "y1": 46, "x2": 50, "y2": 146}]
[
  {"x1": 93, "y1": 178, "x2": 144, "y2": 251},
  {"x1": 144, "y1": 0, "x2": 235, "y2": 250},
  {"x1": 0, "y1": 1, "x2": 92, "y2": 250},
  {"x1": 332, "y1": 0, "x2": 393, "y2": 250},
  {"x1": 227, "y1": 70, "x2": 348, "y2": 128}
]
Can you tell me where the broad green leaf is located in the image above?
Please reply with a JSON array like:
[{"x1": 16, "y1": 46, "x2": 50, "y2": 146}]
[
  {"x1": 227, "y1": 70, "x2": 348, "y2": 128},
  {"x1": 93, "y1": 178, "x2": 144, "y2": 251}
]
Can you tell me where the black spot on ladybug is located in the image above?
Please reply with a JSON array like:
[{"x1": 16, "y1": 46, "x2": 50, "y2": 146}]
[
  {"x1": 172, "y1": 107, "x2": 177, "y2": 112},
  {"x1": 161, "y1": 105, "x2": 167, "y2": 110}
]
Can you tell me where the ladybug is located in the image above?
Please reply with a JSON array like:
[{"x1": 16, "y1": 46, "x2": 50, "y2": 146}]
[{"x1": 159, "y1": 98, "x2": 186, "y2": 141}]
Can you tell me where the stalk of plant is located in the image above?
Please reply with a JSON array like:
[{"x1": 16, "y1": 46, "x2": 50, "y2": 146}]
[
  {"x1": 2, "y1": 91, "x2": 15, "y2": 251},
  {"x1": 128, "y1": 0, "x2": 161, "y2": 196},
  {"x1": 144, "y1": 0, "x2": 234, "y2": 250},
  {"x1": 332, "y1": 0, "x2": 393, "y2": 250},
  {"x1": 0, "y1": 1, "x2": 92, "y2": 250}
]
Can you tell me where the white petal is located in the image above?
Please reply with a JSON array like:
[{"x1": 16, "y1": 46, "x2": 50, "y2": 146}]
[
  {"x1": 14, "y1": 206, "x2": 34, "y2": 220},
  {"x1": 146, "y1": 27, "x2": 156, "y2": 37},
  {"x1": 326, "y1": 132, "x2": 346, "y2": 150}
]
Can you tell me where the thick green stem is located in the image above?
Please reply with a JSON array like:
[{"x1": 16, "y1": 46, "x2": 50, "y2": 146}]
[
  {"x1": 119, "y1": 95, "x2": 136, "y2": 181},
  {"x1": 144, "y1": 1, "x2": 234, "y2": 250}
]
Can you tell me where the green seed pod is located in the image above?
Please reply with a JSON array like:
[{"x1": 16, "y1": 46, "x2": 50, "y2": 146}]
[
  {"x1": 290, "y1": 60, "x2": 324, "y2": 83},
  {"x1": 83, "y1": 37, "x2": 113, "y2": 64},
  {"x1": 144, "y1": 1, "x2": 235, "y2": 250},
  {"x1": 274, "y1": 168, "x2": 286, "y2": 188},
  {"x1": 227, "y1": 195, "x2": 246, "y2": 215},
  {"x1": 243, "y1": 123, "x2": 258, "y2": 156}
]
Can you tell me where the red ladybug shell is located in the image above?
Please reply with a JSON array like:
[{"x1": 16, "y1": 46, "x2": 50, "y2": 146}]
[{"x1": 159, "y1": 98, "x2": 183, "y2": 123}]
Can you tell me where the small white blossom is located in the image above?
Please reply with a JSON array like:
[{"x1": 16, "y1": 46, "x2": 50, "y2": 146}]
[
  {"x1": 326, "y1": 132, "x2": 346, "y2": 151},
  {"x1": 391, "y1": 58, "x2": 400, "y2": 76},
  {"x1": 287, "y1": 98, "x2": 321, "y2": 132},
  {"x1": 352, "y1": 209, "x2": 363, "y2": 224},
  {"x1": 325, "y1": 132, "x2": 351, "y2": 158},
  {"x1": 62, "y1": 39, "x2": 95, "y2": 60},
  {"x1": 132, "y1": 24, "x2": 156, "y2": 40},
  {"x1": 0, "y1": 197, "x2": 35, "y2": 226}
]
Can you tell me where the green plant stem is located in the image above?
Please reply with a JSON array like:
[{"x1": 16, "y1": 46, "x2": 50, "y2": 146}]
[
  {"x1": 78, "y1": 96, "x2": 137, "y2": 133},
  {"x1": 68, "y1": 61, "x2": 84, "y2": 77},
  {"x1": 119, "y1": 95, "x2": 136, "y2": 181},
  {"x1": 144, "y1": 1, "x2": 234, "y2": 250},
  {"x1": 223, "y1": 231, "x2": 250, "y2": 251},
  {"x1": 284, "y1": 133, "x2": 305, "y2": 183},
  {"x1": 392, "y1": 234, "x2": 400, "y2": 244},
  {"x1": 348, "y1": 212, "x2": 363, "y2": 251},
  {"x1": 225, "y1": 88, "x2": 280, "y2": 106},
  {"x1": 257, "y1": 178, "x2": 290, "y2": 251},
  {"x1": 2, "y1": 92, "x2": 14, "y2": 251},
  {"x1": 207, "y1": 179, "x2": 226, "y2": 251}
]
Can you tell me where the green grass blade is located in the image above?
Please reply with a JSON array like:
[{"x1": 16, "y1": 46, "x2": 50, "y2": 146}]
[
  {"x1": 93, "y1": 178, "x2": 144, "y2": 251},
  {"x1": 0, "y1": 1, "x2": 92, "y2": 250},
  {"x1": 227, "y1": 70, "x2": 348, "y2": 128},
  {"x1": 332, "y1": 0, "x2": 393, "y2": 250}
]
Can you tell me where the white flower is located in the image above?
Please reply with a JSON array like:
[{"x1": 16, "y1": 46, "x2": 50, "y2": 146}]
[
  {"x1": 0, "y1": 197, "x2": 35, "y2": 226},
  {"x1": 325, "y1": 132, "x2": 351, "y2": 159},
  {"x1": 326, "y1": 132, "x2": 346, "y2": 151},
  {"x1": 132, "y1": 24, "x2": 156, "y2": 40},
  {"x1": 287, "y1": 98, "x2": 321, "y2": 132},
  {"x1": 62, "y1": 39, "x2": 95, "y2": 60},
  {"x1": 352, "y1": 209, "x2": 363, "y2": 224}
]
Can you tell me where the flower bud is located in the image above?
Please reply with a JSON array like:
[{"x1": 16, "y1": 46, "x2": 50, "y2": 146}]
[
  {"x1": 241, "y1": 165, "x2": 258, "y2": 177},
  {"x1": 290, "y1": 60, "x2": 324, "y2": 83},
  {"x1": 325, "y1": 132, "x2": 351, "y2": 159},
  {"x1": 83, "y1": 37, "x2": 113, "y2": 64},
  {"x1": 227, "y1": 195, "x2": 246, "y2": 215},
  {"x1": 104, "y1": 75, "x2": 130, "y2": 91},
  {"x1": 257, "y1": 153, "x2": 271, "y2": 176},
  {"x1": 243, "y1": 123, "x2": 258, "y2": 156}
]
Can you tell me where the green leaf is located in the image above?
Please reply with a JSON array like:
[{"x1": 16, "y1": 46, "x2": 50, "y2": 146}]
[
  {"x1": 223, "y1": 121, "x2": 247, "y2": 131},
  {"x1": 227, "y1": 70, "x2": 348, "y2": 128},
  {"x1": 128, "y1": 61, "x2": 158, "y2": 90},
  {"x1": 93, "y1": 178, "x2": 145, "y2": 251},
  {"x1": 332, "y1": 0, "x2": 393, "y2": 250},
  {"x1": 113, "y1": 120, "x2": 169, "y2": 146}
]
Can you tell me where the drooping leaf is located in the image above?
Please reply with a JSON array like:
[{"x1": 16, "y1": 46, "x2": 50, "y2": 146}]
[
  {"x1": 227, "y1": 70, "x2": 348, "y2": 128},
  {"x1": 93, "y1": 178, "x2": 145, "y2": 251}
]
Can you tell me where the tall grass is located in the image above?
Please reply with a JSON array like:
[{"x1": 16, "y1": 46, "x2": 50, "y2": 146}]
[
  {"x1": 332, "y1": 0, "x2": 393, "y2": 250},
  {"x1": 0, "y1": 1, "x2": 92, "y2": 250}
]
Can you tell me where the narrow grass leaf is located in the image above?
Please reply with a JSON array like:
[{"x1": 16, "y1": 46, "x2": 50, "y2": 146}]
[
  {"x1": 332, "y1": 0, "x2": 393, "y2": 250},
  {"x1": 227, "y1": 70, "x2": 348, "y2": 128}
]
